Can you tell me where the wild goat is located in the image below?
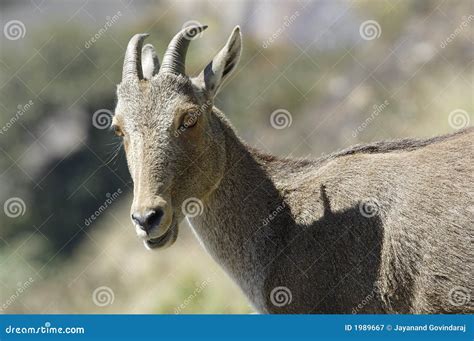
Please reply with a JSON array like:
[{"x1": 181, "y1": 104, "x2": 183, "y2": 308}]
[{"x1": 112, "y1": 25, "x2": 473, "y2": 313}]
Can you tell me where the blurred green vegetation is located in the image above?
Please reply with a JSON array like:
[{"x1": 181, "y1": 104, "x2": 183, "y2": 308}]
[{"x1": 0, "y1": 0, "x2": 472, "y2": 313}]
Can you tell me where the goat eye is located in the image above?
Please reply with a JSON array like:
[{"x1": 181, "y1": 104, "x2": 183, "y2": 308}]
[
  {"x1": 112, "y1": 125, "x2": 124, "y2": 137},
  {"x1": 180, "y1": 112, "x2": 198, "y2": 129}
]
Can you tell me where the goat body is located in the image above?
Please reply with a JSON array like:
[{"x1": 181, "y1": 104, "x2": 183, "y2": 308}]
[{"x1": 189, "y1": 118, "x2": 473, "y2": 314}]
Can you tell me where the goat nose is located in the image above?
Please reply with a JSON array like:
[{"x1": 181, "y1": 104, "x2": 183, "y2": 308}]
[{"x1": 131, "y1": 209, "x2": 163, "y2": 232}]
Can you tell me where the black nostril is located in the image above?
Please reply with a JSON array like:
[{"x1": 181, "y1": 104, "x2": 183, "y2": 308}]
[
  {"x1": 131, "y1": 212, "x2": 145, "y2": 228},
  {"x1": 146, "y1": 209, "x2": 163, "y2": 229},
  {"x1": 132, "y1": 209, "x2": 164, "y2": 232}
]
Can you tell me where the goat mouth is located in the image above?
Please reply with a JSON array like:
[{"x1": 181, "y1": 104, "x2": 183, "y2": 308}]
[{"x1": 144, "y1": 221, "x2": 178, "y2": 250}]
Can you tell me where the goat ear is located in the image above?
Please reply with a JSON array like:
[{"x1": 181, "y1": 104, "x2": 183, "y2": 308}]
[
  {"x1": 141, "y1": 44, "x2": 160, "y2": 79},
  {"x1": 194, "y1": 26, "x2": 241, "y2": 97}
]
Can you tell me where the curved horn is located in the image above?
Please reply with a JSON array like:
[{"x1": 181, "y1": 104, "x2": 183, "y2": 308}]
[
  {"x1": 142, "y1": 44, "x2": 160, "y2": 79},
  {"x1": 122, "y1": 33, "x2": 149, "y2": 81},
  {"x1": 160, "y1": 25, "x2": 208, "y2": 75}
]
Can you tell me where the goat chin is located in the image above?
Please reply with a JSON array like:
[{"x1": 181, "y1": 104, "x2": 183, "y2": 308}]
[{"x1": 143, "y1": 223, "x2": 178, "y2": 251}]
